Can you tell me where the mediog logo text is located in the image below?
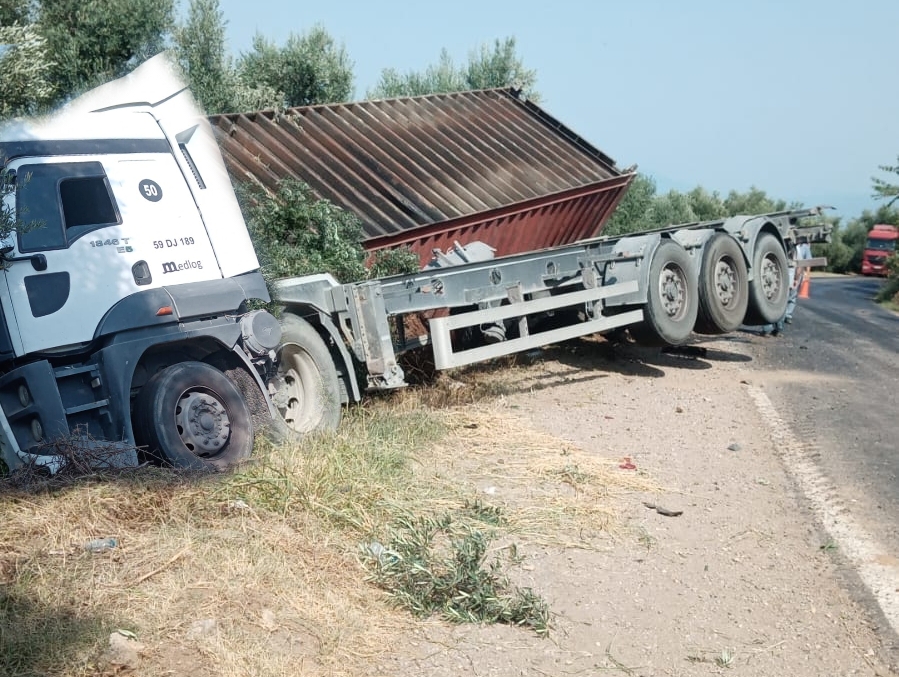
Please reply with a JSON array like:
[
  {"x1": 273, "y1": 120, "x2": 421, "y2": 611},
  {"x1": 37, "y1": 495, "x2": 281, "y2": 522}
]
[{"x1": 162, "y1": 259, "x2": 203, "y2": 274}]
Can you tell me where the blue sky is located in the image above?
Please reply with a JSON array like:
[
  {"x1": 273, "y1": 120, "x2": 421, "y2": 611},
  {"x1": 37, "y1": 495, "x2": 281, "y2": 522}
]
[{"x1": 212, "y1": 0, "x2": 899, "y2": 221}]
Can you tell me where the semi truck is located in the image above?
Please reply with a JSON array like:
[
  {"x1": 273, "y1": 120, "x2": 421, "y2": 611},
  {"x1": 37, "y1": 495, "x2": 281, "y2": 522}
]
[
  {"x1": 0, "y1": 56, "x2": 830, "y2": 474},
  {"x1": 860, "y1": 224, "x2": 898, "y2": 276}
]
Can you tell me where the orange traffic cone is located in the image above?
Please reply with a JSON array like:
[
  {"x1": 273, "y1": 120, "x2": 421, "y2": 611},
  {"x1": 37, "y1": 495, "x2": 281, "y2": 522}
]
[{"x1": 798, "y1": 275, "x2": 810, "y2": 299}]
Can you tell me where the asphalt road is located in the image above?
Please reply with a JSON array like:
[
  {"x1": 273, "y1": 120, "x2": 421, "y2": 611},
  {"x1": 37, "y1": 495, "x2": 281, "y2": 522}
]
[{"x1": 753, "y1": 275, "x2": 899, "y2": 563}]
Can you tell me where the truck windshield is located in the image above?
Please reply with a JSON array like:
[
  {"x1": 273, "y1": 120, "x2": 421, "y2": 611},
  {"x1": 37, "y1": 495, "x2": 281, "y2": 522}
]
[{"x1": 866, "y1": 238, "x2": 896, "y2": 251}]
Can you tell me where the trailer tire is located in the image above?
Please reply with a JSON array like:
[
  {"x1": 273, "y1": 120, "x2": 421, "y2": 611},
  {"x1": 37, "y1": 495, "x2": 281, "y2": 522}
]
[
  {"x1": 629, "y1": 240, "x2": 698, "y2": 347},
  {"x1": 133, "y1": 361, "x2": 254, "y2": 471},
  {"x1": 695, "y1": 233, "x2": 749, "y2": 334},
  {"x1": 269, "y1": 314, "x2": 342, "y2": 437},
  {"x1": 744, "y1": 232, "x2": 789, "y2": 325}
]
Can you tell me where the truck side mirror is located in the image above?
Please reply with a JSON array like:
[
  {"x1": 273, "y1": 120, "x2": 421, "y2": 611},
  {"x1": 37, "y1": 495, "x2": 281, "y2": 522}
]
[{"x1": 2, "y1": 251, "x2": 47, "y2": 271}]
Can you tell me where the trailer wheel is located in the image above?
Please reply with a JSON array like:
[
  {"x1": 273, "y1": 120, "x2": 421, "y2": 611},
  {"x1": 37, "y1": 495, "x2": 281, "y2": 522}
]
[
  {"x1": 629, "y1": 240, "x2": 698, "y2": 347},
  {"x1": 744, "y1": 232, "x2": 789, "y2": 325},
  {"x1": 133, "y1": 361, "x2": 254, "y2": 471},
  {"x1": 695, "y1": 233, "x2": 749, "y2": 334},
  {"x1": 269, "y1": 314, "x2": 341, "y2": 436}
]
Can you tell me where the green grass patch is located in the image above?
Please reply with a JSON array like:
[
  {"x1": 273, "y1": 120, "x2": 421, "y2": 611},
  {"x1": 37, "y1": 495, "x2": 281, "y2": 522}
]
[
  {"x1": 226, "y1": 405, "x2": 551, "y2": 635},
  {"x1": 875, "y1": 275, "x2": 899, "y2": 311},
  {"x1": 361, "y1": 512, "x2": 549, "y2": 636},
  {"x1": 219, "y1": 405, "x2": 443, "y2": 533}
]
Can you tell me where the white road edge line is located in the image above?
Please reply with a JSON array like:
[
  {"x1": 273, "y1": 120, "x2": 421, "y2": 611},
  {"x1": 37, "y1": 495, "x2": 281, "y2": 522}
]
[{"x1": 748, "y1": 385, "x2": 899, "y2": 635}]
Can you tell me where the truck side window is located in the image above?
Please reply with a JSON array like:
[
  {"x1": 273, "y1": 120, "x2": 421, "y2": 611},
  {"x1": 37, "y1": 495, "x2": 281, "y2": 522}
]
[{"x1": 17, "y1": 161, "x2": 121, "y2": 253}]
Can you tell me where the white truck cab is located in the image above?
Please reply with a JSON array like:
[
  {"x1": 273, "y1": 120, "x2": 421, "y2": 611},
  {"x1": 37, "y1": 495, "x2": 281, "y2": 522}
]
[
  {"x1": 0, "y1": 56, "x2": 261, "y2": 356},
  {"x1": 0, "y1": 56, "x2": 283, "y2": 472}
]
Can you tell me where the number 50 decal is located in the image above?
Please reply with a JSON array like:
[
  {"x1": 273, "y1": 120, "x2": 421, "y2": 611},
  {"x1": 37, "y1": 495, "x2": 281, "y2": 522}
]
[{"x1": 139, "y1": 179, "x2": 163, "y2": 202}]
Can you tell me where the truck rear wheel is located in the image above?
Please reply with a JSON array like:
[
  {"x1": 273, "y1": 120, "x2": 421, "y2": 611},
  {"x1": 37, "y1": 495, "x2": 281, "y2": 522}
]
[
  {"x1": 695, "y1": 233, "x2": 748, "y2": 334},
  {"x1": 629, "y1": 240, "x2": 698, "y2": 347},
  {"x1": 269, "y1": 314, "x2": 341, "y2": 437},
  {"x1": 744, "y1": 232, "x2": 789, "y2": 325},
  {"x1": 133, "y1": 361, "x2": 254, "y2": 471}
]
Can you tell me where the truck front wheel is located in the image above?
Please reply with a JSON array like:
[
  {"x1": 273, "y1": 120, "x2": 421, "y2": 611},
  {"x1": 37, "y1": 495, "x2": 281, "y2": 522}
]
[
  {"x1": 269, "y1": 314, "x2": 342, "y2": 436},
  {"x1": 133, "y1": 361, "x2": 254, "y2": 471}
]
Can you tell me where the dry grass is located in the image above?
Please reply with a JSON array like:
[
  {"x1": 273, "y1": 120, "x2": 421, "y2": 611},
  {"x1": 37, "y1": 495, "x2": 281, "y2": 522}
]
[
  {"x1": 414, "y1": 406, "x2": 658, "y2": 545},
  {"x1": 0, "y1": 363, "x2": 657, "y2": 677}
]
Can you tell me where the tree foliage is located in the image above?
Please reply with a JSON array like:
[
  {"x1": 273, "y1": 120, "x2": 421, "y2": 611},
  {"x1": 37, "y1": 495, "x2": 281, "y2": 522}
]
[
  {"x1": 0, "y1": 0, "x2": 30, "y2": 25},
  {"x1": 370, "y1": 49, "x2": 464, "y2": 99},
  {"x1": 237, "y1": 26, "x2": 353, "y2": 108},
  {"x1": 173, "y1": 9, "x2": 353, "y2": 114},
  {"x1": 37, "y1": 0, "x2": 174, "y2": 103},
  {"x1": 465, "y1": 37, "x2": 538, "y2": 96},
  {"x1": 722, "y1": 186, "x2": 790, "y2": 215},
  {"x1": 602, "y1": 175, "x2": 800, "y2": 237},
  {"x1": 0, "y1": 22, "x2": 56, "y2": 118},
  {"x1": 367, "y1": 246, "x2": 421, "y2": 279},
  {"x1": 240, "y1": 180, "x2": 417, "y2": 285},
  {"x1": 0, "y1": 170, "x2": 19, "y2": 247},
  {"x1": 816, "y1": 217, "x2": 853, "y2": 274},
  {"x1": 644, "y1": 190, "x2": 699, "y2": 227},
  {"x1": 604, "y1": 174, "x2": 656, "y2": 236},
  {"x1": 368, "y1": 37, "x2": 538, "y2": 100},
  {"x1": 242, "y1": 180, "x2": 368, "y2": 283},
  {"x1": 872, "y1": 156, "x2": 899, "y2": 206},
  {"x1": 173, "y1": 0, "x2": 235, "y2": 114},
  {"x1": 686, "y1": 187, "x2": 729, "y2": 222}
]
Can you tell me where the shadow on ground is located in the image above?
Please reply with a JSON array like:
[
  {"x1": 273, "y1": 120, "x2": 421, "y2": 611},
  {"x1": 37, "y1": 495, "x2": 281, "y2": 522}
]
[
  {"x1": 0, "y1": 590, "x2": 108, "y2": 677},
  {"x1": 396, "y1": 333, "x2": 756, "y2": 401}
]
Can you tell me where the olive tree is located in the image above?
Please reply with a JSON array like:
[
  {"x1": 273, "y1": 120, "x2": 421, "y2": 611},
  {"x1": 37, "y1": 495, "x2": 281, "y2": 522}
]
[
  {"x1": 872, "y1": 156, "x2": 899, "y2": 206},
  {"x1": 237, "y1": 26, "x2": 354, "y2": 108},
  {"x1": 603, "y1": 173, "x2": 656, "y2": 236},
  {"x1": 37, "y1": 0, "x2": 174, "y2": 103},
  {"x1": 0, "y1": 22, "x2": 56, "y2": 118},
  {"x1": 368, "y1": 37, "x2": 538, "y2": 100}
]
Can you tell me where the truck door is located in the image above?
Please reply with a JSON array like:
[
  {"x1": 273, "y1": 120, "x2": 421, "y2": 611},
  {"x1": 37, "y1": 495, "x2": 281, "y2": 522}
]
[{"x1": 2, "y1": 153, "x2": 222, "y2": 355}]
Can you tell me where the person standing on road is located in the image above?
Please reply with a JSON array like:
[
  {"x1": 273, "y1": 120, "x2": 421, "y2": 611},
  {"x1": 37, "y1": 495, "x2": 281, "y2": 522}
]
[{"x1": 784, "y1": 236, "x2": 812, "y2": 325}]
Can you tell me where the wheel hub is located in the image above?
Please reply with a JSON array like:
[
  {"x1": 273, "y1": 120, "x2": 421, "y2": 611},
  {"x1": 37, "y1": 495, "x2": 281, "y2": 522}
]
[
  {"x1": 269, "y1": 342, "x2": 324, "y2": 434},
  {"x1": 273, "y1": 368, "x2": 305, "y2": 429},
  {"x1": 176, "y1": 391, "x2": 231, "y2": 455},
  {"x1": 760, "y1": 255, "x2": 781, "y2": 300},
  {"x1": 659, "y1": 266, "x2": 686, "y2": 318},
  {"x1": 715, "y1": 259, "x2": 737, "y2": 306}
]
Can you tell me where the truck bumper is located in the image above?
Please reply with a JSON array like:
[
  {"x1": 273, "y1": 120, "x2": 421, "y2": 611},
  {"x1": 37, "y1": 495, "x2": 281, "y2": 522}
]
[{"x1": 0, "y1": 359, "x2": 140, "y2": 471}]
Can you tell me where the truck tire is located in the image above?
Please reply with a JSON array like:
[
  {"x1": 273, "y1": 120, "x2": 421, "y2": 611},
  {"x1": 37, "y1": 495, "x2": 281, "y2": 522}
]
[
  {"x1": 744, "y1": 232, "x2": 789, "y2": 325},
  {"x1": 629, "y1": 240, "x2": 698, "y2": 347},
  {"x1": 269, "y1": 314, "x2": 342, "y2": 437},
  {"x1": 204, "y1": 353, "x2": 277, "y2": 438},
  {"x1": 133, "y1": 361, "x2": 254, "y2": 471},
  {"x1": 695, "y1": 233, "x2": 749, "y2": 334}
]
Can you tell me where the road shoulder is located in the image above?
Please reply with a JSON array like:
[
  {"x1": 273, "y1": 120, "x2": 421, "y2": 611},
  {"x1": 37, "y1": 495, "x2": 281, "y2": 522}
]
[{"x1": 376, "y1": 336, "x2": 897, "y2": 676}]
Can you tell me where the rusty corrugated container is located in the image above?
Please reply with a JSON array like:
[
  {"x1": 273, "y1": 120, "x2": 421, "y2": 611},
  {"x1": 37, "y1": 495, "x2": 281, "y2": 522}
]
[{"x1": 209, "y1": 88, "x2": 634, "y2": 264}]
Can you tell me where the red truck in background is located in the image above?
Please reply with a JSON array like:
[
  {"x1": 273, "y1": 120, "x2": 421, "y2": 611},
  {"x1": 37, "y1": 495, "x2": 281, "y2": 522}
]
[{"x1": 860, "y1": 224, "x2": 898, "y2": 276}]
